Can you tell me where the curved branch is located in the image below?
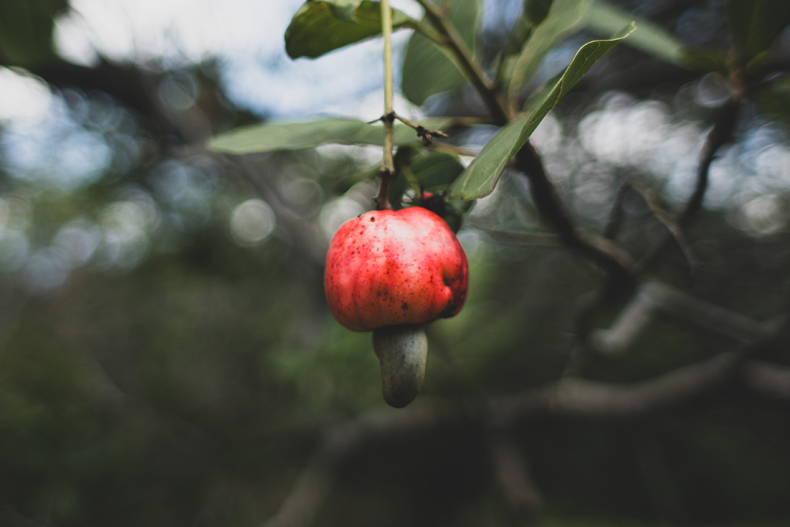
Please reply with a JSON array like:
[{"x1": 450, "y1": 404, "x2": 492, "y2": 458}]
[
  {"x1": 515, "y1": 143, "x2": 635, "y2": 284},
  {"x1": 679, "y1": 99, "x2": 741, "y2": 227}
]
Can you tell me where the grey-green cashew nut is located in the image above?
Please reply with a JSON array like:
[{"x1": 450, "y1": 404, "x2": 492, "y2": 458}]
[{"x1": 372, "y1": 324, "x2": 428, "y2": 408}]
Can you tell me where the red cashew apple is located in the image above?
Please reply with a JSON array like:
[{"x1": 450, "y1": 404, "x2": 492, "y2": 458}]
[{"x1": 325, "y1": 206, "x2": 468, "y2": 408}]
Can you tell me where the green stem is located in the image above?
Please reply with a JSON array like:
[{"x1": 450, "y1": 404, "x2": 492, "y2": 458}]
[{"x1": 376, "y1": 0, "x2": 395, "y2": 210}]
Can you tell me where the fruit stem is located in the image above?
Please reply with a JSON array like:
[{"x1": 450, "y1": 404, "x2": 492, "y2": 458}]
[{"x1": 377, "y1": 0, "x2": 395, "y2": 211}]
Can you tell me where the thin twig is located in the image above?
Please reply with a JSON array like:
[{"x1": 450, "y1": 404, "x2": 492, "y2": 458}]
[
  {"x1": 427, "y1": 142, "x2": 479, "y2": 158},
  {"x1": 629, "y1": 180, "x2": 699, "y2": 274},
  {"x1": 635, "y1": 99, "x2": 741, "y2": 274},
  {"x1": 392, "y1": 113, "x2": 449, "y2": 146},
  {"x1": 410, "y1": 19, "x2": 448, "y2": 47},
  {"x1": 604, "y1": 181, "x2": 630, "y2": 240}
]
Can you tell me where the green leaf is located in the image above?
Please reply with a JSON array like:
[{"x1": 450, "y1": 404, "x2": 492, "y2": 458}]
[
  {"x1": 506, "y1": 0, "x2": 591, "y2": 104},
  {"x1": 755, "y1": 78, "x2": 790, "y2": 122},
  {"x1": 284, "y1": 1, "x2": 415, "y2": 59},
  {"x1": 451, "y1": 25, "x2": 634, "y2": 200},
  {"x1": 0, "y1": 0, "x2": 65, "y2": 66},
  {"x1": 726, "y1": 0, "x2": 790, "y2": 59},
  {"x1": 410, "y1": 151, "x2": 465, "y2": 191},
  {"x1": 680, "y1": 47, "x2": 729, "y2": 74},
  {"x1": 586, "y1": 1, "x2": 687, "y2": 66},
  {"x1": 524, "y1": 0, "x2": 554, "y2": 26},
  {"x1": 401, "y1": 0, "x2": 481, "y2": 106},
  {"x1": 208, "y1": 118, "x2": 452, "y2": 154},
  {"x1": 496, "y1": 0, "x2": 556, "y2": 85},
  {"x1": 389, "y1": 150, "x2": 465, "y2": 210}
]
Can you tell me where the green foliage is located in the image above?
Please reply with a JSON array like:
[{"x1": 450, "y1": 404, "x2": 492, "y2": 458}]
[
  {"x1": 755, "y1": 77, "x2": 790, "y2": 122},
  {"x1": 388, "y1": 149, "x2": 465, "y2": 211},
  {"x1": 524, "y1": 0, "x2": 555, "y2": 26},
  {"x1": 586, "y1": 0, "x2": 688, "y2": 66},
  {"x1": 451, "y1": 24, "x2": 634, "y2": 200},
  {"x1": 0, "y1": 0, "x2": 65, "y2": 65},
  {"x1": 496, "y1": 1, "x2": 554, "y2": 86},
  {"x1": 409, "y1": 151, "x2": 465, "y2": 192},
  {"x1": 401, "y1": 0, "x2": 482, "y2": 105},
  {"x1": 208, "y1": 117, "x2": 452, "y2": 153},
  {"x1": 505, "y1": 0, "x2": 591, "y2": 103},
  {"x1": 284, "y1": 0, "x2": 415, "y2": 59},
  {"x1": 726, "y1": 0, "x2": 790, "y2": 59},
  {"x1": 680, "y1": 47, "x2": 729, "y2": 74}
]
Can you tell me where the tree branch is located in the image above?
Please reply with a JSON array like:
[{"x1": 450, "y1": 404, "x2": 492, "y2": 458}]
[
  {"x1": 635, "y1": 99, "x2": 741, "y2": 274},
  {"x1": 629, "y1": 180, "x2": 699, "y2": 274},
  {"x1": 487, "y1": 432, "x2": 542, "y2": 518},
  {"x1": 260, "y1": 313, "x2": 787, "y2": 527},
  {"x1": 413, "y1": 0, "x2": 510, "y2": 125},
  {"x1": 515, "y1": 144, "x2": 635, "y2": 284},
  {"x1": 592, "y1": 282, "x2": 785, "y2": 356},
  {"x1": 742, "y1": 361, "x2": 790, "y2": 400}
]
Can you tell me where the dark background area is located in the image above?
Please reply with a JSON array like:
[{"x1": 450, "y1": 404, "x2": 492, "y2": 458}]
[{"x1": 0, "y1": 0, "x2": 789, "y2": 525}]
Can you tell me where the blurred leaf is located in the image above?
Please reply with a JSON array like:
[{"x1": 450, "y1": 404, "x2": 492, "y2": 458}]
[
  {"x1": 726, "y1": 0, "x2": 790, "y2": 59},
  {"x1": 284, "y1": 0, "x2": 416, "y2": 59},
  {"x1": 401, "y1": 0, "x2": 481, "y2": 106},
  {"x1": 524, "y1": 0, "x2": 554, "y2": 26},
  {"x1": 451, "y1": 25, "x2": 634, "y2": 200},
  {"x1": 441, "y1": 197, "x2": 474, "y2": 232},
  {"x1": 208, "y1": 118, "x2": 452, "y2": 153},
  {"x1": 389, "y1": 149, "x2": 464, "y2": 210},
  {"x1": 0, "y1": 0, "x2": 65, "y2": 66},
  {"x1": 586, "y1": 0, "x2": 687, "y2": 66},
  {"x1": 496, "y1": 17, "x2": 531, "y2": 87},
  {"x1": 755, "y1": 78, "x2": 790, "y2": 121},
  {"x1": 500, "y1": 16, "x2": 533, "y2": 60},
  {"x1": 681, "y1": 47, "x2": 729, "y2": 74},
  {"x1": 411, "y1": 151, "x2": 465, "y2": 191},
  {"x1": 506, "y1": 0, "x2": 591, "y2": 104}
]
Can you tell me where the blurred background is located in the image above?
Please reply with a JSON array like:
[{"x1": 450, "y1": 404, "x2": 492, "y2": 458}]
[{"x1": 0, "y1": 0, "x2": 789, "y2": 525}]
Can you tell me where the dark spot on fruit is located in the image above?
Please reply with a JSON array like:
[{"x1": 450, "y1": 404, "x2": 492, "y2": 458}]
[
  {"x1": 401, "y1": 302, "x2": 409, "y2": 310},
  {"x1": 370, "y1": 217, "x2": 376, "y2": 222}
]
